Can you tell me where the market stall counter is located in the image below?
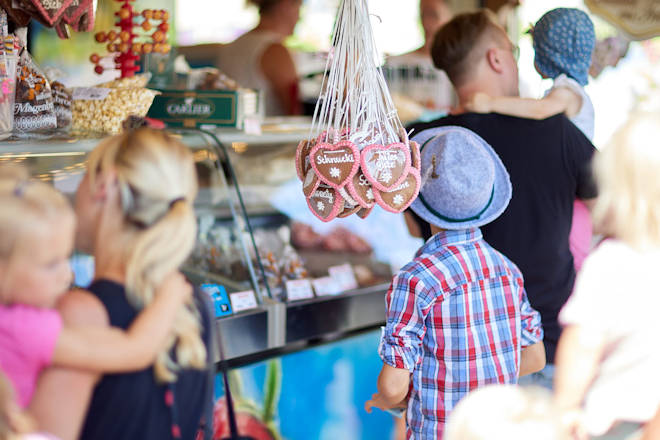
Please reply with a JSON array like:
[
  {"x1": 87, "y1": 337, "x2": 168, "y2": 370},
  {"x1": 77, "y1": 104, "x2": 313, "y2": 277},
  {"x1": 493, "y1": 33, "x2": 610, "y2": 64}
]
[{"x1": 0, "y1": 122, "x2": 407, "y2": 367}]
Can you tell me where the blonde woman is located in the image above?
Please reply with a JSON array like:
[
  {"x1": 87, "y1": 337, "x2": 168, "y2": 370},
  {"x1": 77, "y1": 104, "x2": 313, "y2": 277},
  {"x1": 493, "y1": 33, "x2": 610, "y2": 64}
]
[
  {"x1": 29, "y1": 129, "x2": 211, "y2": 440},
  {"x1": 555, "y1": 112, "x2": 660, "y2": 439}
]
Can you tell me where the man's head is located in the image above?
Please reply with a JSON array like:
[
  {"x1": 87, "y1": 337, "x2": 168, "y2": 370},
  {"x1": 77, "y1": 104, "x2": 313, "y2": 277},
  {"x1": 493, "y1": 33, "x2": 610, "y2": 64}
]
[
  {"x1": 431, "y1": 10, "x2": 519, "y2": 98},
  {"x1": 420, "y1": 0, "x2": 453, "y2": 46}
]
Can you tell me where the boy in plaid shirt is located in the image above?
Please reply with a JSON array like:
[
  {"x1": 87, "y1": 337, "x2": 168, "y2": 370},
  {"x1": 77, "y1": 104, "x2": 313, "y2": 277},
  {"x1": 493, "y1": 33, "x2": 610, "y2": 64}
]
[{"x1": 365, "y1": 127, "x2": 545, "y2": 439}]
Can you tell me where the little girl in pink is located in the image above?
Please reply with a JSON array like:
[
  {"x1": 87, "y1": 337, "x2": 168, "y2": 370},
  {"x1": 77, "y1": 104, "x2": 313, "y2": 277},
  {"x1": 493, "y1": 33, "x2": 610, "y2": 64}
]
[{"x1": 0, "y1": 165, "x2": 191, "y2": 409}]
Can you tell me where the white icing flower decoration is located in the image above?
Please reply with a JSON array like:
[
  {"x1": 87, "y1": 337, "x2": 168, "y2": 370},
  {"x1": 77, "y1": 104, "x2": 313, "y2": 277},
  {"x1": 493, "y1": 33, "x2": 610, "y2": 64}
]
[
  {"x1": 393, "y1": 194, "x2": 404, "y2": 206},
  {"x1": 329, "y1": 167, "x2": 341, "y2": 179},
  {"x1": 366, "y1": 188, "x2": 374, "y2": 200},
  {"x1": 316, "y1": 201, "x2": 325, "y2": 211}
]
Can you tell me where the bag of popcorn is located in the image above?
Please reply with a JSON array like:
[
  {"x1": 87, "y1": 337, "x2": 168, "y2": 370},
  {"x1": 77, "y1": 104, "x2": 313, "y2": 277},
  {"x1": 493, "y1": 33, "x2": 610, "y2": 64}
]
[{"x1": 71, "y1": 78, "x2": 159, "y2": 135}]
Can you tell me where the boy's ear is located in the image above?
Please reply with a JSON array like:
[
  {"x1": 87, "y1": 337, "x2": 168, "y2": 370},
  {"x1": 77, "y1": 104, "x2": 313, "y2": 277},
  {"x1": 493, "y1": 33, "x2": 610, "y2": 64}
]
[{"x1": 486, "y1": 47, "x2": 505, "y2": 74}]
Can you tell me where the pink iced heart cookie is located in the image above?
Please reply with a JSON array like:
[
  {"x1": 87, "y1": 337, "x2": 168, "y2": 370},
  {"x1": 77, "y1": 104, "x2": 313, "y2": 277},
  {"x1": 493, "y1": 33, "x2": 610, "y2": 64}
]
[
  {"x1": 361, "y1": 142, "x2": 411, "y2": 192},
  {"x1": 30, "y1": 0, "x2": 75, "y2": 26},
  {"x1": 338, "y1": 201, "x2": 361, "y2": 218},
  {"x1": 295, "y1": 138, "x2": 315, "y2": 181},
  {"x1": 306, "y1": 184, "x2": 344, "y2": 222},
  {"x1": 410, "y1": 141, "x2": 421, "y2": 171},
  {"x1": 374, "y1": 169, "x2": 421, "y2": 213},
  {"x1": 310, "y1": 140, "x2": 360, "y2": 190},
  {"x1": 302, "y1": 168, "x2": 320, "y2": 198},
  {"x1": 357, "y1": 205, "x2": 374, "y2": 219},
  {"x1": 346, "y1": 169, "x2": 375, "y2": 209}
]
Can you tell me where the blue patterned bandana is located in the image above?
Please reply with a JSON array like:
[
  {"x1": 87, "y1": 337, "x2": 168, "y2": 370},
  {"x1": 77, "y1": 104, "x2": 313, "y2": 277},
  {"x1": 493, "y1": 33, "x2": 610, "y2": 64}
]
[{"x1": 532, "y1": 8, "x2": 595, "y2": 86}]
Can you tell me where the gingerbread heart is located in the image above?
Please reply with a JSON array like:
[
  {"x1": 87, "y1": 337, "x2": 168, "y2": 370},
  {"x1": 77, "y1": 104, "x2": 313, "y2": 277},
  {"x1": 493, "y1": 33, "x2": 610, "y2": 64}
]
[
  {"x1": 302, "y1": 168, "x2": 320, "y2": 198},
  {"x1": 306, "y1": 184, "x2": 344, "y2": 223},
  {"x1": 310, "y1": 140, "x2": 360, "y2": 190},
  {"x1": 357, "y1": 205, "x2": 373, "y2": 219},
  {"x1": 410, "y1": 141, "x2": 421, "y2": 171},
  {"x1": 346, "y1": 169, "x2": 375, "y2": 209},
  {"x1": 295, "y1": 138, "x2": 314, "y2": 181},
  {"x1": 374, "y1": 169, "x2": 421, "y2": 213},
  {"x1": 361, "y1": 142, "x2": 411, "y2": 192},
  {"x1": 61, "y1": 0, "x2": 91, "y2": 25},
  {"x1": 28, "y1": 0, "x2": 75, "y2": 26},
  {"x1": 338, "y1": 201, "x2": 361, "y2": 218}
]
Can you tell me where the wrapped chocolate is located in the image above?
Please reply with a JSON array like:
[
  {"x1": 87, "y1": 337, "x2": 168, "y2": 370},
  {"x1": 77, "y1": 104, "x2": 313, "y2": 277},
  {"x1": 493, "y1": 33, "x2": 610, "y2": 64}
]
[
  {"x1": 13, "y1": 34, "x2": 57, "y2": 132},
  {"x1": 0, "y1": 11, "x2": 17, "y2": 139}
]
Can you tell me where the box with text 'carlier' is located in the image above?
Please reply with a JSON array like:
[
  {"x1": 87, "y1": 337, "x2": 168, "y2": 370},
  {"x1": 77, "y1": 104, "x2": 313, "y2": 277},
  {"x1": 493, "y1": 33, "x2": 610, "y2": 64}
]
[{"x1": 147, "y1": 88, "x2": 260, "y2": 129}]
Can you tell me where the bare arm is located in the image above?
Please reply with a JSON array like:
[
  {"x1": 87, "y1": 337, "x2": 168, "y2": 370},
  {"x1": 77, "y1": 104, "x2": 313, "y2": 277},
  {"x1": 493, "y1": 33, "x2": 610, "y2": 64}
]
[
  {"x1": 466, "y1": 88, "x2": 581, "y2": 120},
  {"x1": 519, "y1": 341, "x2": 546, "y2": 376},
  {"x1": 260, "y1": 42, "x2": 301, "y2": 115},
  {"x1": 365, "y1": 364, "x2": 410, "y2": 413},
  {"x1": 28, "y1": 290, "x2": 108, "y2": 440},
  {"x1": 554, "y1": 325, "x2": 604, "y2": 412},
  {"x1": 641, "y1": 406, "x2": 660, "y2": 440},
  {"x1": 51, "y1": 273, "x2": 191, "y2": 372}
]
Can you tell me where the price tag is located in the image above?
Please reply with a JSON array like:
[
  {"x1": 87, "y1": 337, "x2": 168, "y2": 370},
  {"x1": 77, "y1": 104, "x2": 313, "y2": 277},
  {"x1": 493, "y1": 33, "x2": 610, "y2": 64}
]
[
  {"x1": 285, "y1": 279, "x2": 314, "y2": 302},
  {"x1": 328, "y1": 263, "x2": 358, "y2": 291},
  {"x1": 312, "y1": 276, "x2": 343, "y2": 297},
  {"x1": 243, "y1": 116, "x2": 262, "y2": 135},
  {"x1": 73, "y1": 87, "x2": 111, "y2": 101},
  {"x1": 229, "y1": 290, "x2": 258, "y2": 312},
  {"x1": 200, "y1": 284, "x2": 232, "y2": 317}
]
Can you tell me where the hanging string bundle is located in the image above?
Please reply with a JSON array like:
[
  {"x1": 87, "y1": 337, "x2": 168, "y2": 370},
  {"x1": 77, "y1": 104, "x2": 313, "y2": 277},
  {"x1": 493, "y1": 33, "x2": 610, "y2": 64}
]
[{"x1": 295, "y1": 0, "x2": 421, "y2": 222}]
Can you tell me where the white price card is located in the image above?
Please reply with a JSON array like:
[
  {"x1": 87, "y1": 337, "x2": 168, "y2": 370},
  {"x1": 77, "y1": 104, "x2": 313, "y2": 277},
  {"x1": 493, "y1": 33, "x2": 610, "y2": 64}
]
[
  {"x1": 285, "y1": 279, "x2": 315, "y2": 302},
  {"x1": 328, "y1": 263, "x2": 358, "y2": 291},
  {"x1": 229, "y1": 290, "x2": 258, "y2": 312},
  {"x1": 312, "y1": 276, "x2": 343, "y2": 297},
  {"x1": 73, "y1": 87, "x2": 111, "y2": 101}
]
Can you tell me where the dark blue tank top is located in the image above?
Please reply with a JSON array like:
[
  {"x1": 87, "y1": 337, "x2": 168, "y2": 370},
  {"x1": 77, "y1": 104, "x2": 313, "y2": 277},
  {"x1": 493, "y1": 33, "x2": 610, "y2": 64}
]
[{"x1": 80, "y1": 279, "x2": 211, "y2": 440}]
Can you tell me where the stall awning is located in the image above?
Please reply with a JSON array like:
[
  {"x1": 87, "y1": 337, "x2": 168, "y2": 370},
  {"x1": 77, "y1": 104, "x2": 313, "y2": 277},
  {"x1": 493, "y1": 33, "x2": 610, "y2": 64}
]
[{"x1": 586, "y1": 0, "x2": 660, "y2": 40}]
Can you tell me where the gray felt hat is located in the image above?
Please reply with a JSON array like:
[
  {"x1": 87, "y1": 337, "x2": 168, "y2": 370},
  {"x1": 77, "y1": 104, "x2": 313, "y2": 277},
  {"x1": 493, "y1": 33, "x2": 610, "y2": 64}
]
[{"x1": 410, "y1": 126, "x2": 512, "y2": 230}]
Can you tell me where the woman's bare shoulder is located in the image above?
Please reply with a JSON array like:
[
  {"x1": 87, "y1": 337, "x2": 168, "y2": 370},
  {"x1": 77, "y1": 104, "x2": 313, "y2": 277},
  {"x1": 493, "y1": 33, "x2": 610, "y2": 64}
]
[{"x1": 56, "y1": 288, "x2": 109, "y2": 327}]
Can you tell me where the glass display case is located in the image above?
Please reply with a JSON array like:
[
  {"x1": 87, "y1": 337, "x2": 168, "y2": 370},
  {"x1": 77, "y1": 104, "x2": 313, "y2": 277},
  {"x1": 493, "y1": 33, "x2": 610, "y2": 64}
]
[{"x1": 0, "y1": 122, "x2": 422, "y2": 366}]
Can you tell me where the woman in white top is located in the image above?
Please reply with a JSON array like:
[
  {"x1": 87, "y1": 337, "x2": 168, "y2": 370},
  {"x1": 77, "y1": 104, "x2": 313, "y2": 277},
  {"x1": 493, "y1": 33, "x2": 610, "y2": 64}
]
[
  {"x1": 217, "y1": 0, "x2": 302, "y2": 116},
  {"x1": 554, "y1": 112, "x2": 660, "y2": 439}
]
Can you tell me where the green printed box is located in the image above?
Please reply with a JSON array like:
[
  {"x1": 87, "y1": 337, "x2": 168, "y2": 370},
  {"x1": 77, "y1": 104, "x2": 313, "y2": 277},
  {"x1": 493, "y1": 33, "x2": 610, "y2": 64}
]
[{"x1": 147, "y1": 89, "x2": 259, "y2": 129}]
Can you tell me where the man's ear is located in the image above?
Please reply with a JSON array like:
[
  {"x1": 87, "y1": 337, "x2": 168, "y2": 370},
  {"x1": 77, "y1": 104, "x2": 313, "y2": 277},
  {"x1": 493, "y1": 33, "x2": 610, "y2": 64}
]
[
  {"x1": 92, "y1": 169, "x2": 118, "y2": 202},
  {"x1": 486, "y1": 47, "x2": 504, "y2": 74}
]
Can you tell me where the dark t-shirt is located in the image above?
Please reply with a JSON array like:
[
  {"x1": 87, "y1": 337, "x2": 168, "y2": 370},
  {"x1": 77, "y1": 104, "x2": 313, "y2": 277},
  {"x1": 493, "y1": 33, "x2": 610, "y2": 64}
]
[
  {"x1": 80, "y1": 279, "x2": 211, "y2": 440},
  {"x1": 409, "y1": 113, "x2": 597, "y2": 362}
]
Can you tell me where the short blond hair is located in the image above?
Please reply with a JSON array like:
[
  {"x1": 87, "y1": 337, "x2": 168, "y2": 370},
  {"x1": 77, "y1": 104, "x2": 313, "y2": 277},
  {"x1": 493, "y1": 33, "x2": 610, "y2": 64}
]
[
  {"x1": 592, "y1": 112, "x2": 660, "y2": 249},
  {"x1": 88, "y1": 128, "x2": 205, "y2": 382},
  {"x1": 445, "y1": 385, "x2": 568, "y2": 440},
  {"x1": 0, "y1": 164, "x2": 73, "y2": 261}
]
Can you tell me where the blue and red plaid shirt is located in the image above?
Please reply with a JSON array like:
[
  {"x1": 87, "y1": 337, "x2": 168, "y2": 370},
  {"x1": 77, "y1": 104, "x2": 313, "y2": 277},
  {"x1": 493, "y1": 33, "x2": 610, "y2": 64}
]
[{"x1": 379, "y1": 228, "x2": 543, "y2": 439}]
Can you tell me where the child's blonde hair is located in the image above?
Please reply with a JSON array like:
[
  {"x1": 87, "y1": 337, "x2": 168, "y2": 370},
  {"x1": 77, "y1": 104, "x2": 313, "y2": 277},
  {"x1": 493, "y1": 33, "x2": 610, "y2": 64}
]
[
  {"x1": 87, "y1": 128, "x2": 206, "y2": 382},
  {"x1": 592, "y1": 112, "x2": 660, "y2": 250},
  {"x1": 0, "y1": 165, "x2": 73, "y2": 262},
  {"x1": 445, "y1": 385, "x2": 568, "y2": 440}
]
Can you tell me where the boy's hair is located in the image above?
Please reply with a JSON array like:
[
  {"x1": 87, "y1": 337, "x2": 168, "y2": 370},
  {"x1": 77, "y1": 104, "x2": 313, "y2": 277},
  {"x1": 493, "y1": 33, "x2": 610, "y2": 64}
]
[
  {"x1": 431, "y1": 9, "x2": 505, "y2": 86},
  {"x1": 88, "y1": 128, "x2": 205, "y2": 382},
  {"x1": 0, "y1": 164, "x2": 73, "y2": 261},
  {"x1": 445, "y1": 385, "x2": 568, "y2": 440},
  {"x1": 593, "y1": 112, "x2": 660, "y2": 249}
]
